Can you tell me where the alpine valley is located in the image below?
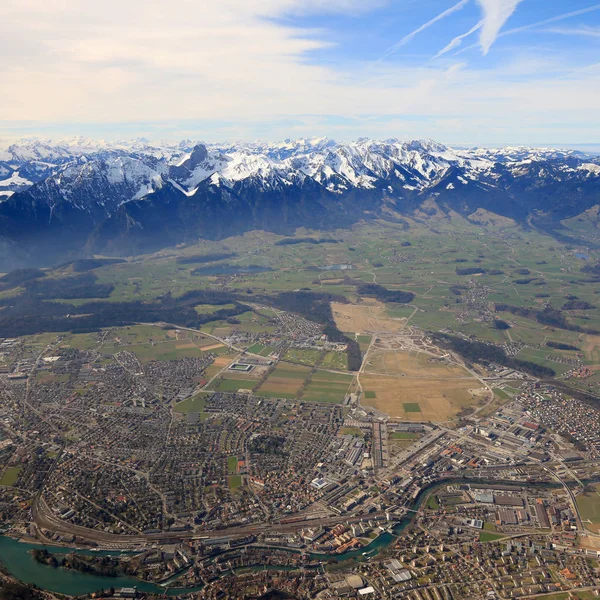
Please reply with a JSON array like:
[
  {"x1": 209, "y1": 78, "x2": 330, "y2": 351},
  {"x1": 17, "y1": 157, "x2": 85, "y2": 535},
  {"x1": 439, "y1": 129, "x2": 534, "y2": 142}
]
[{"x1": 0, "y1": 136, "x2": 599, "y2": 269}]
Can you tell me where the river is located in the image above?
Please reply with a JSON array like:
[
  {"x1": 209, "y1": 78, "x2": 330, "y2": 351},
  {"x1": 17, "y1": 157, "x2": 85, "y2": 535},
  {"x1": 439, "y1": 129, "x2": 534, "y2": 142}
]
[
  {"x1": 0, "y1": 516, "x2": 416, "y2": 596},
  {"x1": 0, "y1": 478, "x2": 533, "y2": 596},
  {"x1": 0, "y1": 537, "x2": 203, "y2": 597}
]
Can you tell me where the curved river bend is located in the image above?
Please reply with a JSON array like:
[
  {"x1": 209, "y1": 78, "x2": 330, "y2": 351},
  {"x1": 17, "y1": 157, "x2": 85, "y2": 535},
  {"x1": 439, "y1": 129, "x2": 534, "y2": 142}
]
[{"x1": 0, "y1": 478, "x2": 544, "y2": 596}]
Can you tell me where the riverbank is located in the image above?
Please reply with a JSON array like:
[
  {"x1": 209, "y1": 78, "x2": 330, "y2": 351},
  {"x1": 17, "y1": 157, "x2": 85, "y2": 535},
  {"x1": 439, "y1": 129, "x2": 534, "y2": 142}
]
[{"x1": 0, "y1": 477, "x2": 554, "y2": 597}]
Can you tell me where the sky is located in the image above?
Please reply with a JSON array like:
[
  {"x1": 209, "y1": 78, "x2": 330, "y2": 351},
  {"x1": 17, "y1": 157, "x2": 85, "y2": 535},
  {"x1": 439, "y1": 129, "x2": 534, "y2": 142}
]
[{"x1": 1, "y1": 0, "x2": 600, "y2": 146}]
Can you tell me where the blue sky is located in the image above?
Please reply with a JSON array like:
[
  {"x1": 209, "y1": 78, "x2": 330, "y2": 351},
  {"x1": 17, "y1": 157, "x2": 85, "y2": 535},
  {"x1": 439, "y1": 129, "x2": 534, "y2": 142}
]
[{"x1": 1, "y1": 0, "x2": 599, "y2": 145}]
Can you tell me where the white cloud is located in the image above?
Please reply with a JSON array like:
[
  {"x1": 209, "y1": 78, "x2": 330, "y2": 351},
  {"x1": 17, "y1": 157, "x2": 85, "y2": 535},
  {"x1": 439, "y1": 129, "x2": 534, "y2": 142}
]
[
  {"x1": 503, "y1": 4, "x2": 600, "y2": 36},
  {"x1": 0, "y1": 0, "x2": 355, "y2": 122},
  {"x1": 383, "y1": 0, "x2": 469, "y2": 57},
  {"x1": 453, "y1": 3, "x2": 600, "y2": 56},
  {"x1": 544, "y1": 26, "x2": 600, "y2": 38},
  {"x1": 0, "y1": 0, "x2": 599, "y2": 145},
  {"x1": 434, "y1": 20, "x2": 483, "y2": 58},
  {"x1": 475, "y1": 0, "x2": 523, "y2": 54}
]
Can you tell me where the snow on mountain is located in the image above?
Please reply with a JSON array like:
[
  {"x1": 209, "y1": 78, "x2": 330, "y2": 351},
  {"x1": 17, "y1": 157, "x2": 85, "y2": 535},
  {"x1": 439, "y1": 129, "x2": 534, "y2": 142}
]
[
  {"x1": 0, "y1": 137, "x2": 596, "y2": 208},
  {"x1": 0, "y1": 138, "x2": 80, "y2": 164},
  {"x1": 467, "y1": 145, "x2": 583, "y2": 165},
  {"x1": 0, "y1": 171, "x2": 33, "y2": 189},
  {"x1": 1, "y1": 137, "x2": 599, "y2": 270},
  {"x1": 579, "y1": 162, "x2": 600, "y2": 177},
  {"x1": 17, "y1": 155, "x2": 166, "y2": 216},
  {"x1": 169, "y1": 145, "x2": 230, "y2": 191}
]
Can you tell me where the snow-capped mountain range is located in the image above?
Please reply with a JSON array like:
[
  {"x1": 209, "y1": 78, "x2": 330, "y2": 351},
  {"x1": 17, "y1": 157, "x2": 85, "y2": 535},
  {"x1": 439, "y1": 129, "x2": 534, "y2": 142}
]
[
  {"x1": 0, "y1": 137, "x2": 599, "y2": 269},
  {"x1": 1, "y1": 136, "x2": 596, "y2": 201}
]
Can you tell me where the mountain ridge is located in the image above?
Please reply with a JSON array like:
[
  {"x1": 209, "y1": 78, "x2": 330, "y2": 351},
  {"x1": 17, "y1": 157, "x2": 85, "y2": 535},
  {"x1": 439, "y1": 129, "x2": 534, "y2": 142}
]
[{"x1": 0, "y1": 137, "x2": 599, "y2": 269}]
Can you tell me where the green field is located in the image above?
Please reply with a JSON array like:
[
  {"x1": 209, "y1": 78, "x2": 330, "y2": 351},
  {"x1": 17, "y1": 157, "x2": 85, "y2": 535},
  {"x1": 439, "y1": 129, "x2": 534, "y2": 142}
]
[
  {"x1": 0, "y1": 467, "x2": 21, "y2": 487},
  {"x1": 256, "y1": 363, "x2": 312, "y2": 399},
  {"x1": 214, "y1": 377, "x2": 257, "y2": 393},
  {"x1": 109, "y1": 341, "x2": 206, "y2": 362},
  {"x1": 247, "y1": 343, "x2": 278, "y2": 357},
  {"x1": 302, "y1": 370, "x2": 354, "y2": 404},
  {"x1": 228, "y1": 475, "x2": 242, "y2": 490},
  {"x1": 492, "y1": 388, "x2": 510, "y2": 400},
  {"x1": 284, "y1": 348, "x2": 323, "y2": 366},
  {"x1": 61, "y1": 325, "x2": 218, "y2": 362},
  {"x1": 403, "y1": 402, "x2": 422, "y2": 413},
  {"x1": 576, "y1": 485, "x2": 600, "y2": 533},
  {"x1": 228, "y1": 456, "x2": 239, "y2": 475},
  {"x1": 426, "y1": 495, "x2": 439, "y2": 510},
  {"x1": 479, "y1": 531, "x2": 506, "y2": 542},
  {"x1": 195, "y1": 303, "x2": 236, "y2": 314},
  {"x1": 340, "y1": 427, "x2": 364, "y2": 437},
  {"x1": 173, "y1": 393, "x2": 208, "y2": 416},
  {"x1": 247, "y1": 343, "x2": 266, "y2": 354},
  {"x1": 202, "y1": 311, "x2": 277, "y2": 337},
  {"x1": 35, "y1": 372, "x2": 70, "y2": 384},
  {"x1": 363, "y1": 390, "x2": 377, "y2": 399},
  {"x1": 321, "y1": 351, "x2": 348, "y2": 370}
]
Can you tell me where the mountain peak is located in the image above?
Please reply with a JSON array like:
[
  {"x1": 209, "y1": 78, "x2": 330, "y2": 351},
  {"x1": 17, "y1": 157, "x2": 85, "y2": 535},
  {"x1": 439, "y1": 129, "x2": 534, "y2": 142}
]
[{"x1": 0, "y1": 136, "x2": 598, "y2": 269}]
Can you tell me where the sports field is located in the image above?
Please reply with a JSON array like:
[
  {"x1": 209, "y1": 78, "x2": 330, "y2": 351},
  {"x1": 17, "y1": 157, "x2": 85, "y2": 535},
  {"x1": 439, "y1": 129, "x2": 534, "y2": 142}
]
[
  {"x1": 390, "y1": 432, "x2": 420, "y2": 440},
  {"x1": 228, "y1": 456, "x2": 239, "y2": 474},
  {"x1": 228, "y1": 475, "x2": 242, "y2": 490},
  {"x1": 0, "y1": 467, "x2": 21, "y2": 487},
  {"x1": 214, "y1": 376, "x2": 257, "y2": 393}
]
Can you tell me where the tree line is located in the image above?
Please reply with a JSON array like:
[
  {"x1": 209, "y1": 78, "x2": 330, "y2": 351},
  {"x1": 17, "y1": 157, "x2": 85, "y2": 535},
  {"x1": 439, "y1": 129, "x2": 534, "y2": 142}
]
[
  {"x1": 24, "y1": 272, "x2": 115, "y2": 299},
  {"x1": 176, "y1": 252, "x2": 238, "y2": 264},
  {"x1": 0, "y1": 287, "x2": 251, "y2": 337},
  {"x1": 433, "y1": 333, "x2": 556, "y2": 378},
  {"x1": 60, "y1": 258, "x2": 126, "y2": 272},
  {"x1": 274, "y1": 237, "x2": 338, "y2": 246},
  {"x1": 356, "y1": 283, "x2": 415, "y2": 304},
  {"x1": 546, "y1": 341, "x2": 580, "y2": 351},
  {"x1": 495, "y1": 303, "x2": 599, "y2": 335}
]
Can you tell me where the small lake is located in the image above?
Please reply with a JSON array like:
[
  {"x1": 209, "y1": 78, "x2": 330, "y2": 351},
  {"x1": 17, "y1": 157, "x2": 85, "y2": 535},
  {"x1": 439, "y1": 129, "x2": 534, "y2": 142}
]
[
  {"x1": 575, "y1": 252, "x2": 590, "y2": 260},
  {"x1": 318, "y1": 264, "x2": 354, "y2": 271}
]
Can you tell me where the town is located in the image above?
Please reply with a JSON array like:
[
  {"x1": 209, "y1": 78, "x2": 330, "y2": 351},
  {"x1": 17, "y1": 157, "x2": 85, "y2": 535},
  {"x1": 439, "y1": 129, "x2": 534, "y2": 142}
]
[{"x1": 0, "y1": 300, "x2": 599, "y2": 600}]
